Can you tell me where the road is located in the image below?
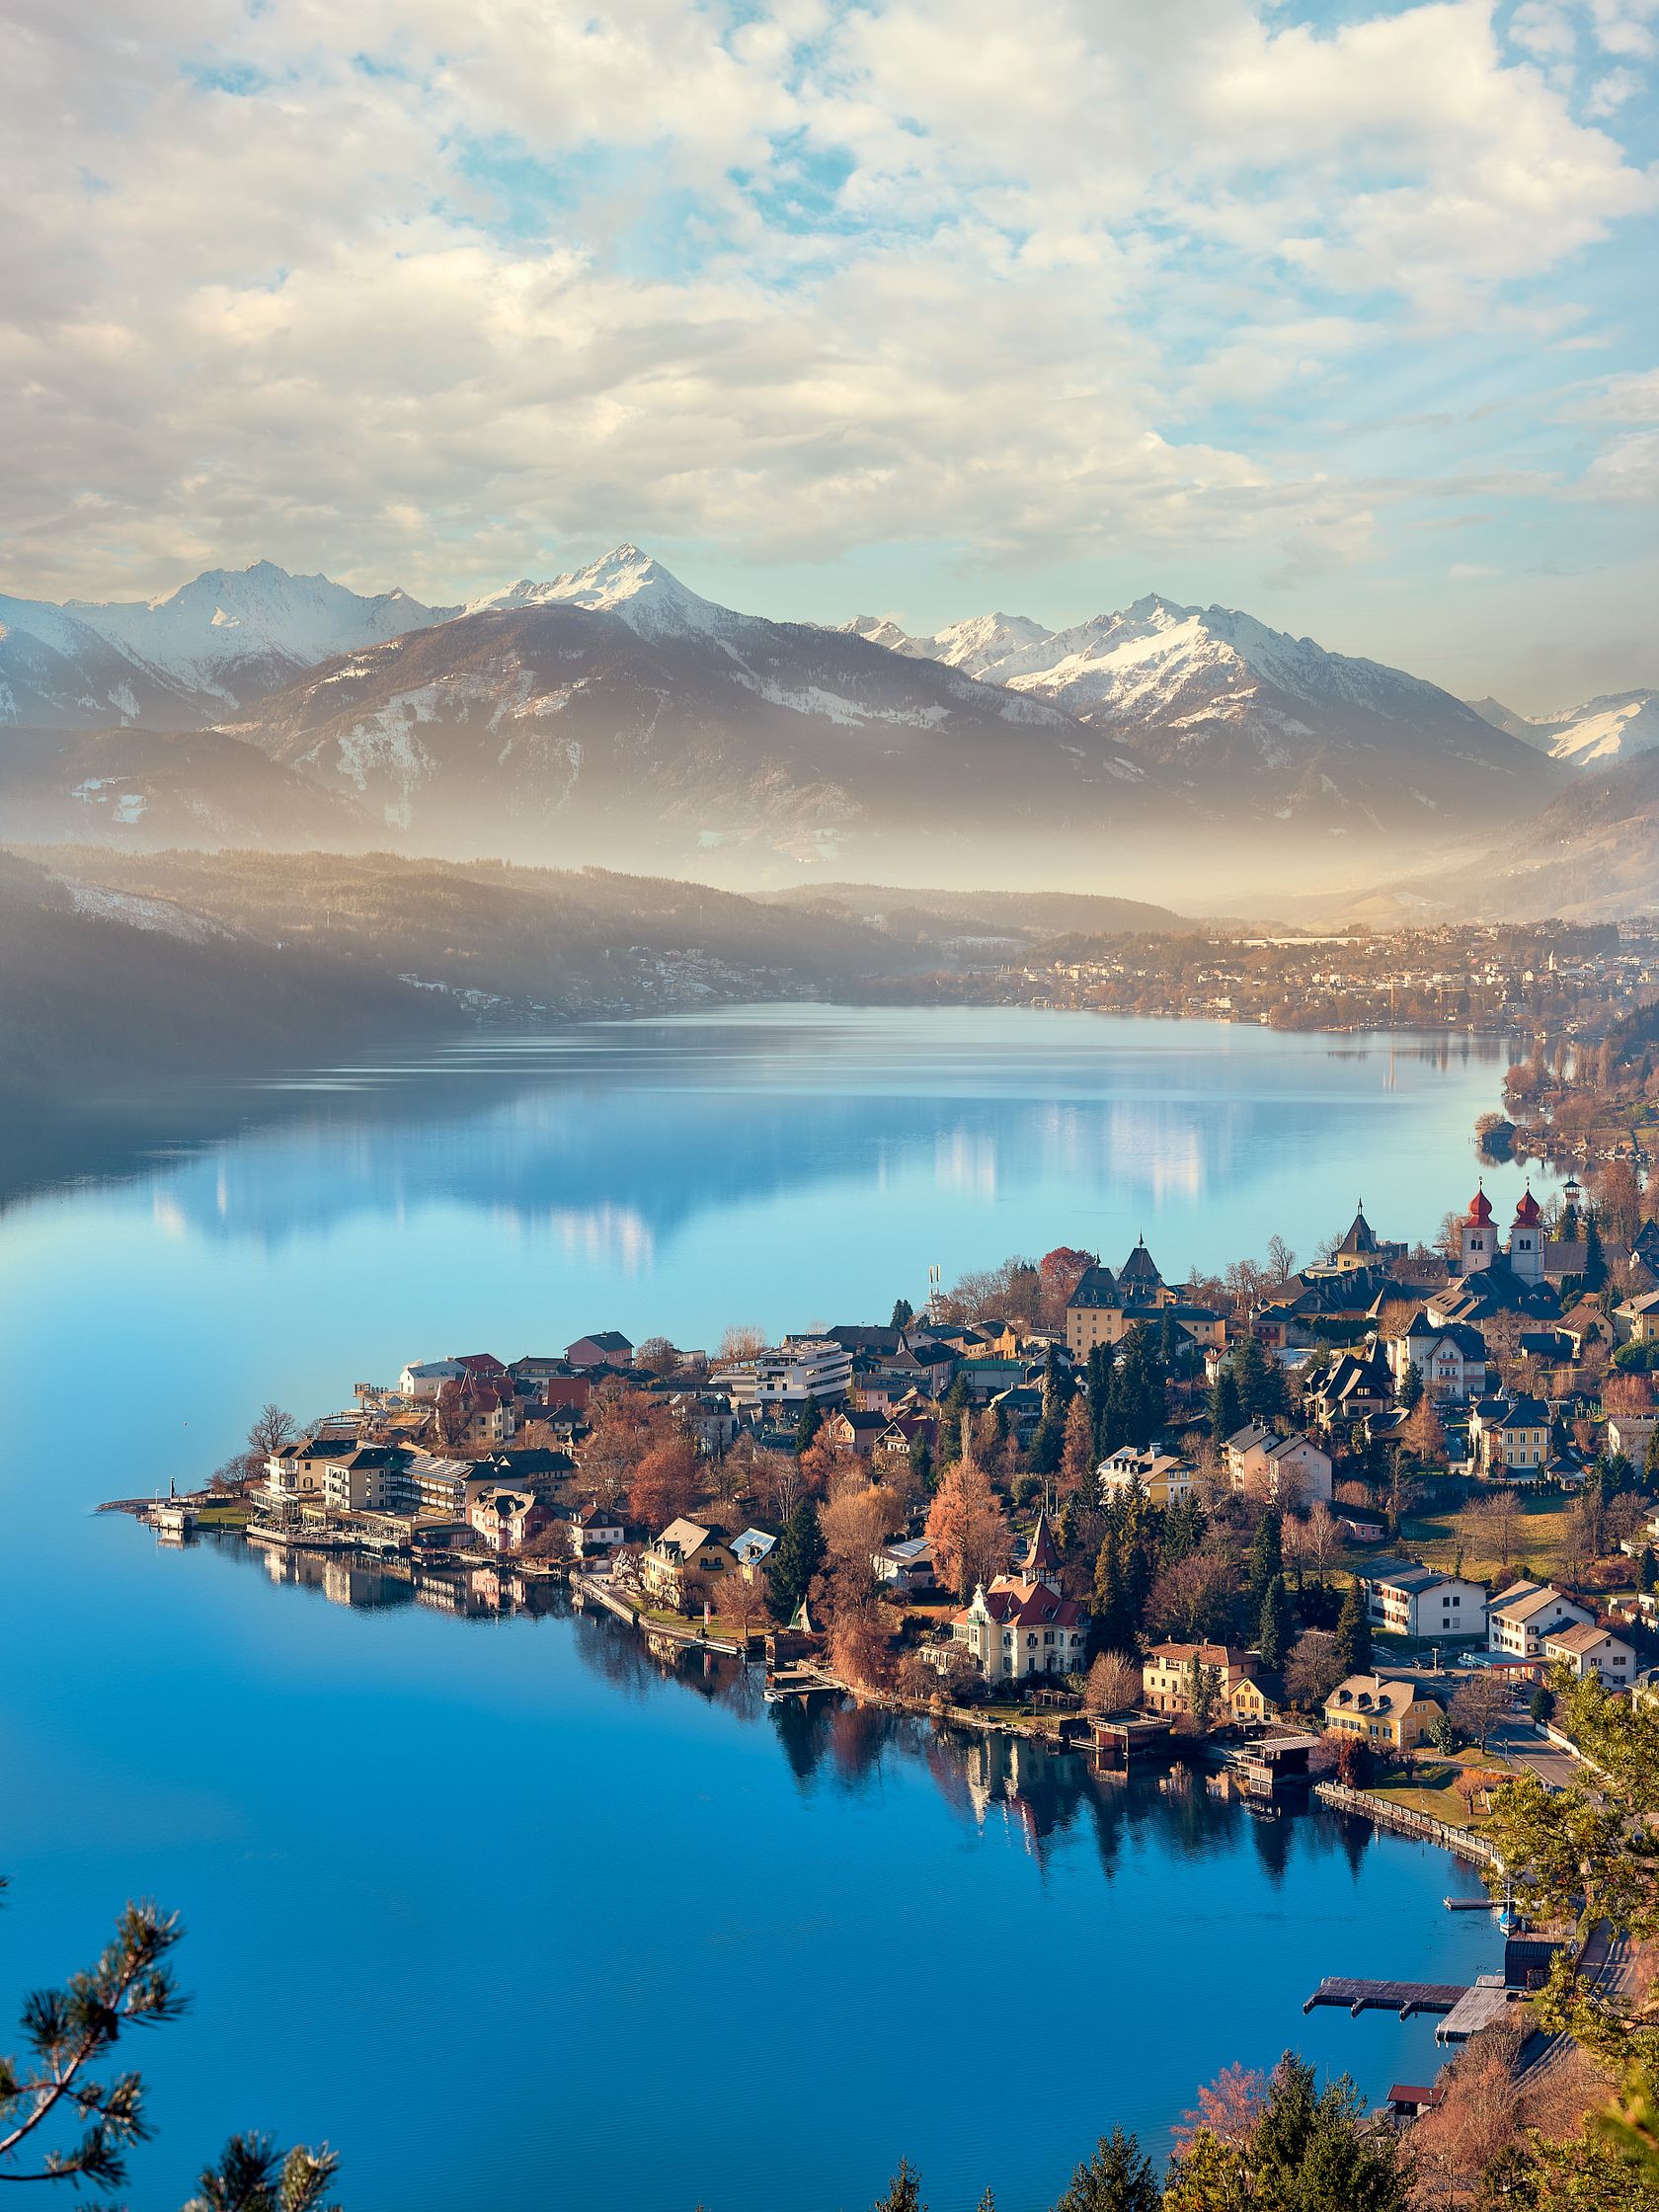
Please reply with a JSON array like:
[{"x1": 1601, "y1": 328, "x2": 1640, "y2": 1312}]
[{"x1": 1484, "y1": 1714, "x2": 1581, "y2": 1790}]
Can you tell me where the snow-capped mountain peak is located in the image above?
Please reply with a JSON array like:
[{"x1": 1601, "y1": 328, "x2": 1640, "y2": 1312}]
[{"x1": 467, "y1": 544, "x2": 736, "y2": 643}]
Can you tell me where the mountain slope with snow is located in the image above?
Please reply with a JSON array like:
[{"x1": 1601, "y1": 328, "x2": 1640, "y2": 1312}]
[
  {"x1": 221, "y1": 549, "x2": 1190, "y2": 871},
  {"x1": 857, "y1": 591, "x2": 1555, "y2": 830},
  {"x1": 1470, "y1": 689, "x2": 1659, "y2": 768},
  {"x1": 0, "y1": 562, "x2": 455, "y2": 726}
]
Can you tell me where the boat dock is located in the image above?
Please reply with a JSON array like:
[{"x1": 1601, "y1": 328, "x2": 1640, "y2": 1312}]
[{"x1": 1304, "y1": 1977, "x2": 1467, "y2": 2020}]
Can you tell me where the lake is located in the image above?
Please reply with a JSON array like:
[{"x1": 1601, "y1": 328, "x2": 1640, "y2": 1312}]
[{"x1": 0, "y1": 1005, "x2": 1530, "y2": 2211}]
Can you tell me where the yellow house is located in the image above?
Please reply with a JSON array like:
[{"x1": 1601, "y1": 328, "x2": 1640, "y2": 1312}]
[
  {"x1": 1142, "y1": 1642, "x2": 1255, "y2": 1715},
  {"x1": 1323, "y1": 1672, "x2": 1442, "y2": 1752},
  {"x1": 641, "y1": 1518, "x2": 738, "y2": 1610},
  {"x1": 1098, "y1": 1445, "x2": 1196, "y2": 1509},
  {"x1": 1227, "y1": 1673, "x2": 1286, "y2": 1725}
]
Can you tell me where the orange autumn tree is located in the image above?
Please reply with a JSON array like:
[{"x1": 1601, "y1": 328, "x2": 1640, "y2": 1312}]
[{"x1": 925, "y1": 1453, "x2": 1011, "y2": 1601}]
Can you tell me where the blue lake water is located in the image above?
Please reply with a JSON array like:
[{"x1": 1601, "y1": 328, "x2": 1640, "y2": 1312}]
[{"x1": 0, "y1": 1005, "x2": 1535, "y2": 2211}]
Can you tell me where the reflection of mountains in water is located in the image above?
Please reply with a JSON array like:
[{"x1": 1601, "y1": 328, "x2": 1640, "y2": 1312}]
[
  {"x1": 214, "y1": 1527, "x2": 1376, "y2": 1889},
  {"x1": 53, "y1": 1015, "x2": 1504, "y2": 1254}
]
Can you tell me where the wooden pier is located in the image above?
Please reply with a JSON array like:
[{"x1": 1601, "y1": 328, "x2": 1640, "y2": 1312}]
[{"x1": 1304, "y1": 1976, "x2": 1467, "y2": 2020}]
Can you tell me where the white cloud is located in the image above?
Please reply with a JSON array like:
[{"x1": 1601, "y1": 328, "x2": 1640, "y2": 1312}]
[{"x1": 0, "y1": 0, "x2": 1652, "y2": 618}]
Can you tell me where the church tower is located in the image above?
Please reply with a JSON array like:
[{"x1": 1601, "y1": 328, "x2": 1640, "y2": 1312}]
[
  {"x1": 1461, "y1": 1185, "x2": 1495, "y2": 1275},
  {"x1": 1509, "y1": 1187, "x2": 1543, "y2": 1283}
]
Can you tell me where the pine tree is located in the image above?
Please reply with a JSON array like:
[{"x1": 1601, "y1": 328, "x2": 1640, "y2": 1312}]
[
  {"x1": 871, "y1": 2158, "x2": 925, "y2": 2212},
  {"x1": 890, "y1": 1297, "x2": 914, "y2": 1329},
  {"x1": 1092, "y1": 1532, "x2": 1132, "y2": 1651},
  {"x1": 767, "y1": 1498, "x2": 825, "y2": 1621},
  {"x1": 1584, "y1": 1215, "x2": 1607, "y2": 1291},
  {"x1": 1398, "y1": 1361, "x2": 1424, "y2": 1412},
  {"x1": 1259, "y1": 1572, "x2": 1294, "y2": 1672},
  {"x1": 794, "y1": 1395, "x2": 823, "y2": 1455},
  {"x1": 1207, "y1": 1367, "x2": 1243, "y2": 1446},
  {"x1": 1048, "y1": 2128, "x2": 1159, "y2": 2212},
  {"x1": 1247, "y1": 1508, "x2": 1283, "y2": 1611},
  {"x1": 1641, "y1": 1545, "x2": 1657, "y2": 1596},
  {"x1": 1234, "y1": 1332, "x2": 1288, "y2": 1422},
  {"x1": 1332, "y1": 1576, "x2": 1372, "y2": 1675},
  {"x1": 1161, "y1": 1494, "x2": 1206, "y2": 1568},
  {"x1": 1059, "y1": 1392, "x2": 1097, "y2": 1505}
]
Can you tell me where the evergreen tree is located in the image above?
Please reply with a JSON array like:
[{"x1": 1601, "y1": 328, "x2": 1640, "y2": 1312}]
[
  {"x1": 871, "y1": 2158, "x2": 925, "y2": 2212},
  {"x1": 1029, "y1": 1344, "x2": 1072, "y2": 1474},
  {"x1": 1584, "y1": 1215, "x2": 1607, "y2": 1292},
  {"x1": 1234, "y1": 1332, "x2": 1289, "y2": 1422},
  {"x1": 767, "y1": 1498, "x2": 825, "y2": 1621},
  {"x1": 1332, "y1": 1576, "x2": 1373, "y2": 1675},
  {"x1": 1259, "y1": 1572, "x2": 1294, "y2": 1672},
  {"x1": 909, "y1": 1433, "x2": 934, "y2": 1493},
  {"x1": 1048, "y1": 2127, "x2": 1159, "y2": 2212},
  {"x1": 1161, "y1": 1493, "x2": 1207, "y2": 1569},
  {"x1": 1249, "y1": 2055, "x2": 1409, "y2": 2212},
  {"x1": 1398, "y1": 1362, "x2": 1424, "y2": 1412},
  {"x1": 1247, "y1": 1507, "x2": 1284, "y2": 1612},
  {"x1": 890, "y1": 1297, "x2": 914, "y2": 1329},
  {"x1": 1641, "y1": 1544, "x2": 1657, "y2": 1597},
  {"x1": 935, "y1": 1373, "x2": 973, "y2": 1468},
  {"x1": 1108, "y1": 1327, "x2": 1165, "y2": 1450},
  {"x1": 1187, "y1": 1655, "x2": 1221, "y2": 1732},
  {"x1": 1092, "y1": 1533, "x2": 1133, "y2": 1652},
  {"x1": 794, "y1": 1395, "x2": 823, "y2": 1455},
  {"x1": 1207, "y1": 1366, "x2": 1243, "y2": 1446}
]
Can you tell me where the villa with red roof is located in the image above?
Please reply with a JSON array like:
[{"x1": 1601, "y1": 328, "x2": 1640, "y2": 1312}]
[{"x1": 945, "y1": 1514, "x2": 1090, "y2": 1683}]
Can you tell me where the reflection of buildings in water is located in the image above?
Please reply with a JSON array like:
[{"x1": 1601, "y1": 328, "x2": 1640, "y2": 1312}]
[
  {"x1": 550, "y1": 1204, "x2": 655, "y2": 1274},
  {"x1": 932, "y1": 1127, "x2": 997, "y2": 1200}
]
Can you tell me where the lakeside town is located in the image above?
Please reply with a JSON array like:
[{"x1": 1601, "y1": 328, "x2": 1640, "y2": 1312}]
[{"x1": 137, "y1": 1165, "x2": 1659, "y2": 1809}]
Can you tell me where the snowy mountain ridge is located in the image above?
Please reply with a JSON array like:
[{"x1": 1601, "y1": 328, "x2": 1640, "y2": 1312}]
[{"x1": 1467, "y1": 689, "x2": 1659, "y2": 768}]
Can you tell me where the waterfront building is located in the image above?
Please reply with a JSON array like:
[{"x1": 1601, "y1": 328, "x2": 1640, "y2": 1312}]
[
  {"x1": 946, "y1": 1516, "x2": 1089, "y2": 1683},
  {"x1": 641, "y1": 1518, "x2": 738, "y2": 1609},
  {"x1": 570, "y1": 1501, "x2": 627, "y2": 1558},
  {"x1": 1142, "y1": 1642, "x2": 1256, "y2": 1716},
  {"x1": 1323, "y1": 1673, "x2": 1444, "y2": 1751},
  {"x1": 1385, "y1": 1313, "x2": 1488, "y2": 1402}
]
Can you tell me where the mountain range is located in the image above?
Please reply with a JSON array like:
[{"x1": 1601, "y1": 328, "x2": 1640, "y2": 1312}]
[
  {"x1": 1468, "y1": 689, "x2": 1659, "y2": 769},
  {"x1": 3, "y1": 545, "x2": 1647, "y2": 897}
]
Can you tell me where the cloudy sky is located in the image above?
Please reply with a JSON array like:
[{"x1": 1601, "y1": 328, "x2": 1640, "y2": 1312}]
[{"x1": 4, "y1": 0, "x2": 1656, "y2": 709}]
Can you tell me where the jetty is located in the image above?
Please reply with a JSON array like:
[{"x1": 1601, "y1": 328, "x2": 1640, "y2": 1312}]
[{"x1": 1304, "y1": 1977, "x2": 1467, "y2": 2021}]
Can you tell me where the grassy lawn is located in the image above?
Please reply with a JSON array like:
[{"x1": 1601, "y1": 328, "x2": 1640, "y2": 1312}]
[
  {"x1": 1401, "y1": 1495, "x2": 1568, "y2": 1583},
  {"x1": 195, "y1": 1500, "x2": 254, "y2": 1527},
  {"x1": 1369, "y1": 1778, "x2": 1473, "y2": 1826}
]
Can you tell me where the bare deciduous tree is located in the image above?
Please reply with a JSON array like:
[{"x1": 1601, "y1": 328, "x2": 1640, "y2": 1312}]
[{"x1": 1084, "y1": 1650, "x2": 1142, "y2": 1714}]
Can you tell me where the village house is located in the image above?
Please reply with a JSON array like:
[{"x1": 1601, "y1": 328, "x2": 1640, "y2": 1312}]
[
  {"x1": 565, "y1": 1330, "x2": 635, "y2": 1369},
  {"x1": 873, "y1": 1537, "x2": 935, "y2": 1592},
  {"x1": 730, "y1": 1528, "x2": 777, "y2": 1582},
  {"x1": 641, "y1": 1518, "x2": 738, "y2": 1609},
  {"x1": 1324, "y1": 1673, "x2": 1444, "y2": 1751},
  {"x1": 1542, "y1": 1621, "x2": 1636, "y2": 1688},
  {"x1": 1488, "y1": 1580, "x2": 1596, "y2": 1660},
  {"x1": 1607, "y1": 1413, "x2": 1659, "y2": 1465},
  {"x1": 1306, "y1": 1341, "x2": 1394, "y2": 1433},
  {"x1": 1223, "y1": 1423, "x2": 1332, "y2": 1505},
  {"x1": 399, "y1": 1359, "x2": 465, "y2": 1401},
  {"x1": 1326, "y1": 1205, "x2": 1408, "y2": 1275},
  {"x1": 1142, "y1": 1642, "x2": 1257, "y2": 1716},
  {"x1": 263, "y1": 1432, "x2": 364, "y2": 1510},
  {"x1": 569, "y1": 1501, "x2": 627, "y2": 1559},
  {"x1": 1468, "y1": 1394, "x2": 1552, "y2": 1481},
  {"x1": 1614, "y1": 1291, "x2": 1659, "y2": 1347},
  {"x1": 468, "y1": 1485, "x2": 555, "y2": 1556},
  {"x1": 946, "y1": 1517, "x2": 1089, "y2": 1683},
  {"x1": 1227, "y1": 1671, "x2": 1287, "y2": 1725},
  {"x1": 1350, "y1": 1557, "x2": 1486, "y2": 1641},
  {"x1": 1385, "y1": 1313, "x2": 1488, "y2": 1403},
  {"x1": 1097, "y1": 1443, "x2": 1196, "y2": 1508}
]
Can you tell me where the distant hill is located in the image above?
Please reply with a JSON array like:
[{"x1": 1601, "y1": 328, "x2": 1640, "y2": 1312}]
[
  {"x1": 766, "y1": 880, "x2": 1187, "y2": 942},
  {"x1": 0, "y1": 725, "x2": 377, "y2": 849},
  {"x1": 1448, "y1": 751, "x2": 1659, "y2": 920}
]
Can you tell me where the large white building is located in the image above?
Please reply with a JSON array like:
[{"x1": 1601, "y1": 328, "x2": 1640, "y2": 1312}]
[
  {"x1": 714, "y1": 1335, "x2": 854, "y2": 1410},
  {"x1": 1352, "y1": 1557, "x2": 1486, "y2": 1641}
]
